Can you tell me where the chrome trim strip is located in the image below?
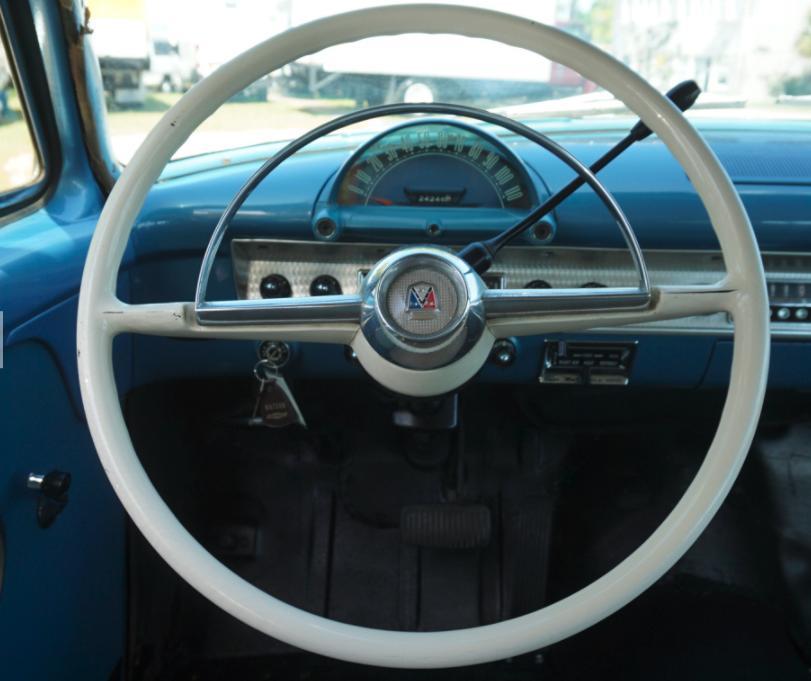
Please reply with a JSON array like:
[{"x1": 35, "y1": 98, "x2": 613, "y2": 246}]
[
  {"x1": 483, "y1": 286, "x2": 651, "y2": 317},
  {"x1": 195, "y1": 295, "x2": 361, "y2": 325},
  {"x1": 595, "y1": 321, "x2": 811, "y2": 338}
]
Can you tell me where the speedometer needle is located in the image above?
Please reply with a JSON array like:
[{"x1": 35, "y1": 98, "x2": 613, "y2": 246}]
[{"x1": 458, "y1": 80, "x2": 702, "y2": 274}]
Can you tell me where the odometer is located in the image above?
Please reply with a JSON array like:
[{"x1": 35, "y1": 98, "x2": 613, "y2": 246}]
[{"x1": 334, "y1": 121, "x2": 533, "y2": 209}]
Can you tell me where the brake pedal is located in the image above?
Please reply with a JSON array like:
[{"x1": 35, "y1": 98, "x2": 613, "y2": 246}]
[{"x1": 401, "y1": 504, "x2": 491, "y2": 549}]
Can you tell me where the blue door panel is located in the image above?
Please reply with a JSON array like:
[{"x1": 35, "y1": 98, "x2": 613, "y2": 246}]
[
  {"x1": 6, "y1": 293, "x2": 133, "y2": 414},
  {"x1": 0, "y1": 342, "x2": 124, "y2": 679},
  {"x1": 0, "y1": 0, "x2": 129, "y2": 669}
]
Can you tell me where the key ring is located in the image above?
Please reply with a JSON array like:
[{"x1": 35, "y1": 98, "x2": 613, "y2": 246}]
[{"x1": 253, "y1": 359, "x2": 278, "y2": 383}]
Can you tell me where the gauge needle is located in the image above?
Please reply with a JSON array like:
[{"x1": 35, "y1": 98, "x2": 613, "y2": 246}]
[{"x1": 370, "y1": 197, "x2": 394, "y2": 206}]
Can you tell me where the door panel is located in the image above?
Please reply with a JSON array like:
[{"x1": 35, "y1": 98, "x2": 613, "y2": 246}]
[
  {"x1": 0, "y1": 342, "x2": 124, "y2": 679},
  {"x1": 0, "y1": 0, "x2": 128, "y2": 677}
]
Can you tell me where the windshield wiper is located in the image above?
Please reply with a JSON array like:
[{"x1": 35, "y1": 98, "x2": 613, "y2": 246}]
[{"x1": 458, "y1": 80, "x2": 702, "y2": 274}]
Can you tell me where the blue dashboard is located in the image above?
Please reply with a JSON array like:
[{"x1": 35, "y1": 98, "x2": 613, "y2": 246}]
[
  {"x1": 5, "y1": 117, "x2": 811, "y2": 401},
  {"x1": 118, "y1": 117, "x2": 811, "y2": 393}
]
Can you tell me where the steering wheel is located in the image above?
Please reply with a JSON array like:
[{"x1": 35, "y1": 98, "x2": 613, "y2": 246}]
[{"x1": 77, "y1": 4, "x2": 769, "y2": 668}]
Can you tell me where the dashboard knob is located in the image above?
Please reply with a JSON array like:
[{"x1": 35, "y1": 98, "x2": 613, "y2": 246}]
[
  {"x1": 310, "y1": 274, "x2": 342, "y2": 296},
  {"x1": 489, "y1": 338, "x2": 517, "y2": 367},
  {"x1": 525, "y1": 279, "x2": 552, "y2": 289},
  {"x1": 259, "y1": 274, "x2": 292, "y2": 299}
]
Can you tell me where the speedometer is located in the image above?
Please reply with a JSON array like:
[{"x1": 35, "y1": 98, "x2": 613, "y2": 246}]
[{"x1": 334, "y1": 120, "x2": 534, "y2": 210}]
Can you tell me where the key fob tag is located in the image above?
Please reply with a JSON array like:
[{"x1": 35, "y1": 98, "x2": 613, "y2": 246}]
[
  {"x1": 251, "y1": 359, "x2": 306, "y2": 429},
  {"x1": 254, "y1": 372, "x2": 306, "y2": 428}
]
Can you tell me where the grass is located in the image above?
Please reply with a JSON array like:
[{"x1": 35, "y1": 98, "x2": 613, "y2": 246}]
[
  {"x1": 0, "y1": 90, "x2": 360, "y2": 194},
  {"x1": 108, "y1": 92, "x2": 357, "y2": 132},
  {"x1": 106, "y1": 92, "x2": 359, "y2": 162}
]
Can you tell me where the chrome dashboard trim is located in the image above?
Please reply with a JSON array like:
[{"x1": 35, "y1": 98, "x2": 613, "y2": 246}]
[
  {"x1": 195, "y1": 295, "x2": 361, "y2": 325},
  {"x1": 228, "y1": 239, "x2": 811, "y2": 338},
  {"x1": 483, "y1": 286, "x2": 651, "y2": 316}
]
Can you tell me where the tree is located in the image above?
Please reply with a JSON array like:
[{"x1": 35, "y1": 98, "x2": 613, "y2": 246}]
[
  {"x1": 586, "y1": 0, "x2": 614, "y2": 48},
  {"x1": 777, "y1": 9, "x2": 811, "y2": 95},
  {"x1": 798, "y1": 11, "x2": 811, "y2": 58}
]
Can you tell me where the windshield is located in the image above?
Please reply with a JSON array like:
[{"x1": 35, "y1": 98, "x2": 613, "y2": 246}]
[{"x1": 86, "y1": 0, "x2": 811, "y2": 163}]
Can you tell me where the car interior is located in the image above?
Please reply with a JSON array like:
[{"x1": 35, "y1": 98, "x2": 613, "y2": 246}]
[{"x1": 1, "y1": 1, "x2": 811, "y2": 679}]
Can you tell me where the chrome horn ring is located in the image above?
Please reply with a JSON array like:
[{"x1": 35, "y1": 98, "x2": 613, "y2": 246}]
[{"x1": 191, "y1": 101, "x2": 650, "y2": 393}]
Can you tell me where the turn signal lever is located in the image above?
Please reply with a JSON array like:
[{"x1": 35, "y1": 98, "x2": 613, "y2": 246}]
[{"x1": 458, "y1": 80, "x2": 702, "y2": 274}]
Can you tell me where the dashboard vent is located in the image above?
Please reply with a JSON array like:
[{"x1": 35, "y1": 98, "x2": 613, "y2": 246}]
[{"x1": 717, "y1": 145, "x2": 811, "y2": 184}]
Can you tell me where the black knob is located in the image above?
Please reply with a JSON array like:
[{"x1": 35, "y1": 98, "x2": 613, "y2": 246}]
[
  {"x1": 581, "y1": 281, "x2": 606, "y2": 288},
  {"x1": 315, "y1": 217, "x2": 337, "y2": 238},
  {"x1": 27, "y1": 470, "x2": 71, "y2": 529},
  {"x1": 490, "y1": 339, "x2": 517, "y2": 367},
  {"x1": 41, "y1": 471, "x2": 71, "y2": 500},
  {"x1": 310, "y1": 275, "x2": 342, "y2": 296},
  {"x1": 525, "y1": 279, "x2": 551, "y2": 289},
  {"x1": 344, "y1": 345, "x2": 359, "y2": 365},
  {"x1": 531, "y1": 220, "x2": 553, "y2": 241},
  {"x1": 259, "y1": 274, "x2": 291, "y2": 299}
]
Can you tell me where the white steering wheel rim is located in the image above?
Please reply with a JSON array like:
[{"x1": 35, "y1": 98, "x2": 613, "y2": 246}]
[{"x1": 77, "y1": 4, "x2": 769, "y2": 668}]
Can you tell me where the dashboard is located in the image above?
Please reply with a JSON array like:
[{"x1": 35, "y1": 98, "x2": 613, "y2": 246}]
[{"x1": 129, "y1": 116, "x2": 811, "y2": 391}]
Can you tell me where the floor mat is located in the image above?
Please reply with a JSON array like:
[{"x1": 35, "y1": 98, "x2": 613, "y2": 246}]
[{"x1": 123, "y1": 381, "x2": 810, "y2": 680}]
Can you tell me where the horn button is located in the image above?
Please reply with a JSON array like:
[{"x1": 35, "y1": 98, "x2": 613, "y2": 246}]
[
  {"x1": 359, "y1": 248, "x2": 487, "y2": 370},
  {"x1": 384, "y1": 268, "x2": 462, "y2": 338}
]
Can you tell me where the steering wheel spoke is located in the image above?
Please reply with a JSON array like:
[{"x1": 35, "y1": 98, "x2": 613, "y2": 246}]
[
  {"x1": 485, "y1": 284, "x2": 736, "y2": 336},
  {"x1": 102, "y1": 297, "x2": 361, "y2": 343}
]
